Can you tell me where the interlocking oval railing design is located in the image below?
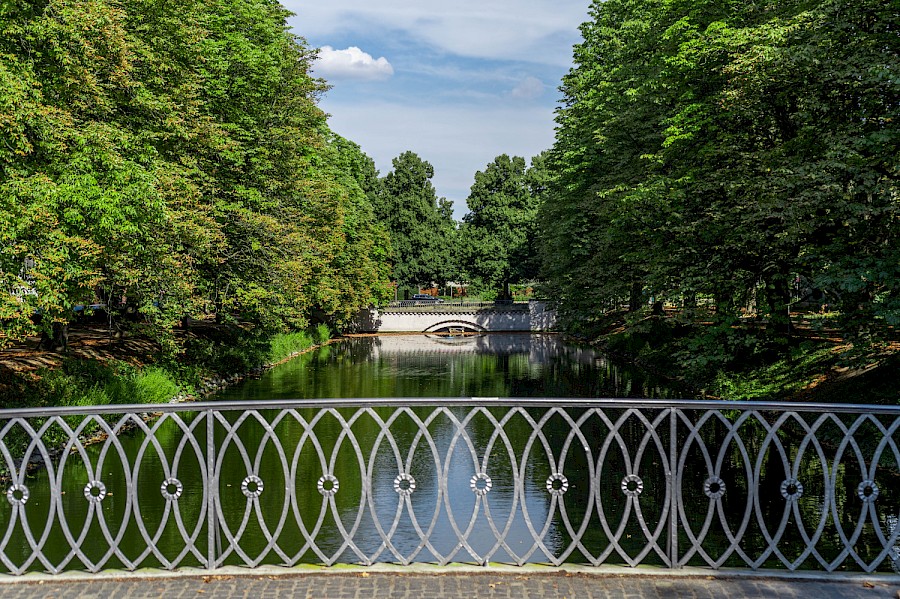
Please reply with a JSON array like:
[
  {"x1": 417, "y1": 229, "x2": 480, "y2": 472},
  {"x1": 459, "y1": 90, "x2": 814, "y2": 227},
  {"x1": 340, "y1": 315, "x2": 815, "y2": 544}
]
[{"x1": 0, "y1": 398, "x2": 899, "y2": 574}]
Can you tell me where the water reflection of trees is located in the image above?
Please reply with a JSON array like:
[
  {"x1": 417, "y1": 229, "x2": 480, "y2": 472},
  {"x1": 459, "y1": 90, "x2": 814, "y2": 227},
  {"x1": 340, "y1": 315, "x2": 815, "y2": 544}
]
[{"x1": 214, "y1": 335, "x2": 688, "y2": 402}]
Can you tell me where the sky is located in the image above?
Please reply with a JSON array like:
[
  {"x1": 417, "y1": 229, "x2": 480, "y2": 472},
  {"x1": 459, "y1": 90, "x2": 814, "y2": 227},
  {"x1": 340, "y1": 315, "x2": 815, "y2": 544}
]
[{"x1": 280, "y1": 0, "x2": 592, "y2": 220}]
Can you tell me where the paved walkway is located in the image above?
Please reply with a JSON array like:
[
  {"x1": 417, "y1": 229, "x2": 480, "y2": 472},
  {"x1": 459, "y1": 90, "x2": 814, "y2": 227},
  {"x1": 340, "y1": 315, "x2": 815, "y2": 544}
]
[{"x1": 1, "y1": 568, "x2": 898, "y2": 599}]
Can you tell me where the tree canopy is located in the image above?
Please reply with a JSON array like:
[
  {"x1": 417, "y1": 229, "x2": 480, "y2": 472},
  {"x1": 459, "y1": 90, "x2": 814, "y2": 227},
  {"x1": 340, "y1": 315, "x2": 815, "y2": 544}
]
[
  {"x1": 375, "y1": 151, "x2": 456, "y2": 290},
  {"x1": 0, "y1": 0, "x2": 392, "y2": 350},
  {"x1": 541, "y1": 0, "x2": 899, "y2": 361},
  {"x1": 460, "y1": 153, "x2": 546, "y2": 298}
]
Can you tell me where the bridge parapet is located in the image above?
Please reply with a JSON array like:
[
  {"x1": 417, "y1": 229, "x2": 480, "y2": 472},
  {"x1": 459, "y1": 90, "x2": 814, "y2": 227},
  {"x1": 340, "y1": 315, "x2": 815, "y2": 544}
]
[
  {"x1": 354, "y1": 300, "x2": 557, "y2": 332},
  {"x1": 384, "y1": 300, "x2": 527, "y2": 310}
]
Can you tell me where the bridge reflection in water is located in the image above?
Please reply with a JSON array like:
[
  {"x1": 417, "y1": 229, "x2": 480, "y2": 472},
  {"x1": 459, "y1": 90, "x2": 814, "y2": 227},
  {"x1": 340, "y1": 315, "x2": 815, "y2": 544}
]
[
  {"x1": 1, "y1": 399, "x2": 899, "y2": 575},
  {"x1": 370, "y1": 332, "x2": 586, "y2": 358}
]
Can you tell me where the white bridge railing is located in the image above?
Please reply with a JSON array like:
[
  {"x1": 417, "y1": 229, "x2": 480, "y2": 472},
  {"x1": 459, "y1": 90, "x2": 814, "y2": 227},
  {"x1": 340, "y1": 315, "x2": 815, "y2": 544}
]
[
  {"x1": 1, "y1": 398, "x2": 899, "y2": 575},
  {"x1": 384, "y1": 300, "x2": 526, "y2": 309}
]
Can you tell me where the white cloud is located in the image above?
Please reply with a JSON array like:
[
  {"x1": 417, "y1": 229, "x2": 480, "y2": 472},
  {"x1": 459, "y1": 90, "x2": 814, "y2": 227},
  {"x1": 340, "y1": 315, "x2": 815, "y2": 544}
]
[
  {"x1": 511, "y1": 76, "x2": 545, "y2": 99},
  {"x1": 314, "y1": 46, "x2": 394, "y2": 81},
  {"x1": 287, "y1": 0, "x2": 589, "y2": 66}
]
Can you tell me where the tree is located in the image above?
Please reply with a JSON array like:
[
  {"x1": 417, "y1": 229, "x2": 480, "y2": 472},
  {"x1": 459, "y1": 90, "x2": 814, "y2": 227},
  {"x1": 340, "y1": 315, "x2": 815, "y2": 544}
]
[
  {"x1": 319, "y1": 134, "x2": 394, "y2": 320},
  {"x1": 461, "y1": 154, "x2": 546, "y2": 298},
  {"x1": 541, "y1": 0, "x2": 900, "y2": 356},
  {"x1": 375, "y1": 151, "x2": 454, "y2": 290},
  {"x1": 0, "y1": 0, "x2": 393, "y2": 351},
  {"x1": 0, "y1": 0, "x2": 206, "y2": 349},
  {"x1": 436, "y1": 196, "x2": 462, "y2": 284}
]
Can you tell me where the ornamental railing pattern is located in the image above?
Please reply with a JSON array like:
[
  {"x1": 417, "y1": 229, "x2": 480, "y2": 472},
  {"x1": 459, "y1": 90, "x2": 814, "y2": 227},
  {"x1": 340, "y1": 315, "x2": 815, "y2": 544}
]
[{"x1": 1, "y1": 399, "x2": 899, "y2": 575}]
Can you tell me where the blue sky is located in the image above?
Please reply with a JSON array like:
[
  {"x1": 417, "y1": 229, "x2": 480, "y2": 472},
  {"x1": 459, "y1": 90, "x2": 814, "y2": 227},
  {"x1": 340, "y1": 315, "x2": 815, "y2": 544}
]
[{"x1": 281, "y1": 0, "x2": 591, "y2": 219}]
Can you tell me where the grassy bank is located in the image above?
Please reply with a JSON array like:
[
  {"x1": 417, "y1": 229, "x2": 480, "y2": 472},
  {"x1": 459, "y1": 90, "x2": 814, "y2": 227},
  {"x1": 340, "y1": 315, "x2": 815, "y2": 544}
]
[
  {"x1": 711, "y1": 344, "x2": 900, "y2": 404},
  {"x1": 596, "y1": 315, "x2": 899, "y2": 404},
  {"x1": 2, "y1": 361, "x2": 182, "y2": 411},
  {"x1": 0, "y1": 323, "x2": 334, "y2": 468},
  {"x1": 268, "y1": 324, "x2": 331, "y2": 365},
  {"x1": 710, "y1": 343, "x2": 841, "y2": 401},
  {"x1": 1, "y1": 323, "x2": 332, "y2": 411}
]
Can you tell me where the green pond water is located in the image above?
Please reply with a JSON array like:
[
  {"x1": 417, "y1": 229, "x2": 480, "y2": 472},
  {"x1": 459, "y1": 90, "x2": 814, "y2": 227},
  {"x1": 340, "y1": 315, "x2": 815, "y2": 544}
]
[{"x1": 212, "y1": 334, "x2": 686, "y2": 401}]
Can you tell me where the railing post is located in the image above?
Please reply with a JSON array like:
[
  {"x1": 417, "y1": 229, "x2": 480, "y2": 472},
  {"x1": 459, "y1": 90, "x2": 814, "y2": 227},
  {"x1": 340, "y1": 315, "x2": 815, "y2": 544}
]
[
  {"x1": 668, "y1": 407, "x2": 680, "y2": 569},
  {"x1": 206, "y1": 408, "x2": 217, "y2": 570}
]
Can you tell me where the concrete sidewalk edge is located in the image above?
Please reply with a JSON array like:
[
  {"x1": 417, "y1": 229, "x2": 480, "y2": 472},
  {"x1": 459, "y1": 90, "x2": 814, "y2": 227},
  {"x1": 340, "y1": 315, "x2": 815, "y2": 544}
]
[{"x1": 1, "y1": 563, "x2": 899, "y2": 585}]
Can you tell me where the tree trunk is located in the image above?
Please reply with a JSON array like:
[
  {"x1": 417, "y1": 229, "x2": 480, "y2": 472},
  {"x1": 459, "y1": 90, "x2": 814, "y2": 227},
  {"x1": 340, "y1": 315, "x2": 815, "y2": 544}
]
[
  {"x1": 40, "y1": 322, "x2": 69, "y2": 352},
  {"x1": 714, "y1": 291, "x2": 729, "y2": 320},
  {"x1": 765, "y1": 275, "x2": 793, "y2": 341},
  {"x1": 628, "y1": 281, "x2": 642, "y2": 313}
]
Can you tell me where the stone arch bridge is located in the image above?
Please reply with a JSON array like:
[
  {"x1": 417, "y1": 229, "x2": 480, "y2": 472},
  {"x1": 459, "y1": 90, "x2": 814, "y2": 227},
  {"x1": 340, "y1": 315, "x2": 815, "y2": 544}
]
[{"x1": 353, "y1": 301, "x2": 557, "y2": 333}]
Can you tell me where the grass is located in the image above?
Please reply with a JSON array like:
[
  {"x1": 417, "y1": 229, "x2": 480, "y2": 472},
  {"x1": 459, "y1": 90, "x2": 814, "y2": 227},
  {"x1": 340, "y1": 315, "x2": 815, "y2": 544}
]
[
  {"x1": 182, "y1": 323, "x2": 331, "y2": 375},
  {"x1": 0, "y1": 362, "x2": 184, "y2": 462},
  {"x1": 16, "y1": 361, "x2": 183, "y2": 410},
  {"x1": 711, "y1": 343, "x2": 841, "y2": 401},
  {"x1": 267, "y1": 324, "x2": 330, "y2": 364},
  {"x1": 129, "y1": 367, "x2": 182, "y2": 404},
  {"x1": 4, "y1": 323, "x2": 333, "y2": 411}
]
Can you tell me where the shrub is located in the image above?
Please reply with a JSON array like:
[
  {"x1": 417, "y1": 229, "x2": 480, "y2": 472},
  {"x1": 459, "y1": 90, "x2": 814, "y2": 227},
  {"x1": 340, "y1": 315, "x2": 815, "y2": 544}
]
[{"x1": 314, "y1": 324, "x2": 331, "y2": 344}]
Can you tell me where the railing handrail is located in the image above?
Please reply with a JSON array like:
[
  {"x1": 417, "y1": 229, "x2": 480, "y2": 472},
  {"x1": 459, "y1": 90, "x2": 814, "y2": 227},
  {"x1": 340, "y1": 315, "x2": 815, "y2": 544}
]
[
  {"x1": 382, "y1": 300, "x2": 532, "y2": 308},
  {"x1": 2, "y1": 397, "x2": 900, "y2": 419}
]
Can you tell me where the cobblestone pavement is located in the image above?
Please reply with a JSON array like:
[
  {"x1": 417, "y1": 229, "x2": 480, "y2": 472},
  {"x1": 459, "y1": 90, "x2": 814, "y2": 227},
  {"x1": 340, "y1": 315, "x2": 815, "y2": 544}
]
[{"x1": 0, "y1": 571, "x2": 898, "y2": 599}]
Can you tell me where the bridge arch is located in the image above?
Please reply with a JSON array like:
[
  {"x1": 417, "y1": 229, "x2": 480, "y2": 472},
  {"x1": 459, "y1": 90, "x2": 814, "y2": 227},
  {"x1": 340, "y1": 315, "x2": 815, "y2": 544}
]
[{"x1": 422, "y1": 319, "x2": 487, "y2": 333}]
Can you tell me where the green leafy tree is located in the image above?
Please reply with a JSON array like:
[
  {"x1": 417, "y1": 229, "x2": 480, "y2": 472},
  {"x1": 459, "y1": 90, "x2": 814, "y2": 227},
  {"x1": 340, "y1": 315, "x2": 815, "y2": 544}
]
[
  {"x1": 437, "y1": 196, "x2": 462, "y2": 284},
  {"x1": 0, "y1": 0, "x2": 203, "y2": 349},
  {"x1": 319, "y1": 134, "x2": 394, "y2": 319},
  {"x1": 375, "y1": 151, "x2": 454, "y2": 290},
  {"x1": 542, "y1": 0, "x2": 899, "y2": 359},
  {"x1": 461, "y1": 154, "x2": 546, "y2": 298},
  {"x1": 0, "y1": 0, "x2": 393, "y2": 352}
]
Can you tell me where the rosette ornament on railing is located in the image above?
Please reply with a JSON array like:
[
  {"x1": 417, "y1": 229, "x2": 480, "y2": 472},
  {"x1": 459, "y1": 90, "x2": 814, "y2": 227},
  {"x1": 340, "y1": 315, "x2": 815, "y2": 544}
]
[{"x1": 0, "y1": 399, "x2": 898, "y2": 574}]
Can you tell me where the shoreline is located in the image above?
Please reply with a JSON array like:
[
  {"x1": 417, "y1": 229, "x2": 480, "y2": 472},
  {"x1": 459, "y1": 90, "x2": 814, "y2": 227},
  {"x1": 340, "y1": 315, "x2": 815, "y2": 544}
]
[{"x1": 0, "y1": 329, "x2": 339, "y2": 479}]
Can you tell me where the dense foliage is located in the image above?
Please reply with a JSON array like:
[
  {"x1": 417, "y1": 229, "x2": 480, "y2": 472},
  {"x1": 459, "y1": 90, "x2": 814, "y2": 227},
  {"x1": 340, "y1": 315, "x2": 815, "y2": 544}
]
[
  {"x1": 0, "y1": 0, "x2": 392, "y2": 352},
  {"x1": 459, "y1": 153, "x2": 547, "y2": 298},
  {"x1": 542, "y1": 0, "x2": 899, "y2": 368},
  {"x1": 374, "y1": 151, "x2": 457, "y2": 290}
]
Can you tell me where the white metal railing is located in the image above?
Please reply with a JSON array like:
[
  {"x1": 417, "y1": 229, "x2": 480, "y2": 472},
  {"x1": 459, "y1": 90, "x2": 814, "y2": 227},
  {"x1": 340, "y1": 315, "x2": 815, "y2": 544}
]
[
  {"x1": 384, "y1": 300, "x2": 526, "y2": 309},
  {"x1": 1, "y1": 398, "x2": 899, "y2": 574}
]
